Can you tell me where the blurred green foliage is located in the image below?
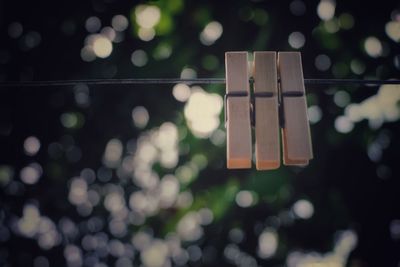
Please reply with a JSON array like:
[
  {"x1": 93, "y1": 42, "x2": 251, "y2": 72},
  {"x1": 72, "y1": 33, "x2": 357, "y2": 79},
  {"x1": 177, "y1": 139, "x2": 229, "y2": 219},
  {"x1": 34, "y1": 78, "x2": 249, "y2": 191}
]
[{"x1": 1, "y1": 0, "x2": 400, "y2": 267}]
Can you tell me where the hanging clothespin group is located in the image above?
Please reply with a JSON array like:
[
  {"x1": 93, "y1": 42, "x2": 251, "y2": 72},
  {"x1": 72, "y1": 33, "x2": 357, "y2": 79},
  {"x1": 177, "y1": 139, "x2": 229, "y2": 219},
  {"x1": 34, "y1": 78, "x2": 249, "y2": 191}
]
[{"x1": 225, "y1": 51, "x2": 313, "y2": 170}]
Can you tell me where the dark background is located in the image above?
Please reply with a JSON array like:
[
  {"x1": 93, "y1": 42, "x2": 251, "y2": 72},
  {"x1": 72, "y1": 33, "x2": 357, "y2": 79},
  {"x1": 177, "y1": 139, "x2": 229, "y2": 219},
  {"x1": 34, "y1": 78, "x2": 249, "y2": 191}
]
[{"x1": 1, "y1": 0, "x2": 400, "y2": 266}]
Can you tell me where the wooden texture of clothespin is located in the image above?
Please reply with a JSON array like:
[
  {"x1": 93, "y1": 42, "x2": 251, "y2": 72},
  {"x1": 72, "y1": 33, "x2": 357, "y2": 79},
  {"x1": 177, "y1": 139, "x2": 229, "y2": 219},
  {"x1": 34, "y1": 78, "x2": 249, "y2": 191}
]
[
  {"x1": 278, "y1": 52, "x2": 313, "y2": 165},
  {"x1": 225, "y1": 52, "x2": 252, "y2": 169},
  {"x1": 253, "y1": 52, "x2": 280, "y2": 170}
]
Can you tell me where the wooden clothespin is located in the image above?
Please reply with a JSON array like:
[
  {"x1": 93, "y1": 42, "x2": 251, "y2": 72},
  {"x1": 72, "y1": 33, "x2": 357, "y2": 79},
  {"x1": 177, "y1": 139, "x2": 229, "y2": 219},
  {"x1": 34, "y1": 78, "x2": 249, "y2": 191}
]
[
  {"x1": 225, "y1": 52, "x2": 252, "y2": 169},
  {"x1": 278, "y1": 52, "x2": 313, "y2": 165},
  {"x1": 253, "y1": 52, "x2": 280, "y2": 170}
]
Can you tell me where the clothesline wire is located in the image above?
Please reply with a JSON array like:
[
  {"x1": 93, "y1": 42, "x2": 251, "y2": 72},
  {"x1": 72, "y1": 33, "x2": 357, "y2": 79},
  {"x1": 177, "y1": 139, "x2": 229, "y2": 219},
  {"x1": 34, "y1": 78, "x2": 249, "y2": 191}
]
[{"x1": 0, "y1": 78, "x2": 399, "y2": 87}]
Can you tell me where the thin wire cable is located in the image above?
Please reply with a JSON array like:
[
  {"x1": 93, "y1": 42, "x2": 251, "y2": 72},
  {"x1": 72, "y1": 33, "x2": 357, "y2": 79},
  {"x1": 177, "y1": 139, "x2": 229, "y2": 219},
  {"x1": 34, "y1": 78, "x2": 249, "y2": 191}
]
[
  {"x1": 0, "y1": 78, "x2": 223, "y2": 87},
  {"x1": 0, "y1": 78, "x2": 399, "y2": 87}
]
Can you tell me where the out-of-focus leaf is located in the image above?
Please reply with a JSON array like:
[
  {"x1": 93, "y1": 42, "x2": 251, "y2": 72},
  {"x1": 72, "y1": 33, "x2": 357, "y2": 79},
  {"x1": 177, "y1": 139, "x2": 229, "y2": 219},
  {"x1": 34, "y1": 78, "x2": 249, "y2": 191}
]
[
  {"x1": 155, "y1": 14, "x2": 174, "y2": 36},
  {"x1": 163, "y1": 179, "x2": 239, "y2": 235},
  {"x1": 313, "y1": 25, "x2": 341, "y2": 50},
  {"x1": 245, "y1": 170, "x2": 291, "y2": 207}
]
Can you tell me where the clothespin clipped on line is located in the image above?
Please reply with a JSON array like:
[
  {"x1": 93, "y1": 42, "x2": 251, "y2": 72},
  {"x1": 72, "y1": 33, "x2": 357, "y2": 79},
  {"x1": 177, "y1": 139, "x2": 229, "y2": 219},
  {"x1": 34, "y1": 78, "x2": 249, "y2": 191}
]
[{"x1": 225, "y1": 51, "x2": 313, "y2": 170}]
